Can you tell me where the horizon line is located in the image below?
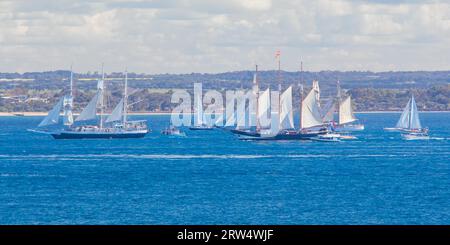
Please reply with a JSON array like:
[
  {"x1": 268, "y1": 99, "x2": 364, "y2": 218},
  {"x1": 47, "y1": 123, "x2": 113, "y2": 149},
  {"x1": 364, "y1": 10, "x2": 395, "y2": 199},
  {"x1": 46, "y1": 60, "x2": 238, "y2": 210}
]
[{"x1": 2, "y1": 69, "x2": 450, "y2": 76}]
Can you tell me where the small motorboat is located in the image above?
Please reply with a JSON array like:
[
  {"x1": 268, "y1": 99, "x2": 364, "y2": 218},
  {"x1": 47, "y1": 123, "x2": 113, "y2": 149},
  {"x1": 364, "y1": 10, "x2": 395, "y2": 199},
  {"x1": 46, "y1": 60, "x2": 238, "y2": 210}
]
[{"x1": 162, "y1": 126, "x2": 186, "y2": 136}]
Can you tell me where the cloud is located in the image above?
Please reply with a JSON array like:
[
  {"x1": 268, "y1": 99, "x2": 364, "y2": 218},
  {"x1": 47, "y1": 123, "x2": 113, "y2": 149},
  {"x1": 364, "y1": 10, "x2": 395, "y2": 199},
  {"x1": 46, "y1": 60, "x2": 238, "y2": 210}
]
[{"x1": 0, "y1": 0, "x2": 449, "y2": 73}]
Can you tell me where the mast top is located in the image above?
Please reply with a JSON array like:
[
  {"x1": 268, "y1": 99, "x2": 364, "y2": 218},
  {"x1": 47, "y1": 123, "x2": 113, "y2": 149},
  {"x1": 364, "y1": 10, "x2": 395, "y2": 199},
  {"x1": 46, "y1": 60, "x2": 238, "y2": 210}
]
[
  {"x1": 101, "y1": 63, "x2": 105, "y2": 81},
  {"x1": 69, "y1": 63, "x2": 73, "y2": 97}
]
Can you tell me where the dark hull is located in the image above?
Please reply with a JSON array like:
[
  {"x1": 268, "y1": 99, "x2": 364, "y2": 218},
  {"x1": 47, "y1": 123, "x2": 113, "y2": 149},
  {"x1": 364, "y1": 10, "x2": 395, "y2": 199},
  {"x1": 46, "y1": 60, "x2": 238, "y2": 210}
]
[
  {"x1": 230, "y1": 129, "x2": 261, "y2": 137},
  {"x1": 52, "y1": 132, "x2": 148, "y2": 139},
  {"x1": 189, "y1": 127, "x2": 214, "y2": 131},
  {"x1": 239, "y1": 132, "x2": 322, "y2": 141}
]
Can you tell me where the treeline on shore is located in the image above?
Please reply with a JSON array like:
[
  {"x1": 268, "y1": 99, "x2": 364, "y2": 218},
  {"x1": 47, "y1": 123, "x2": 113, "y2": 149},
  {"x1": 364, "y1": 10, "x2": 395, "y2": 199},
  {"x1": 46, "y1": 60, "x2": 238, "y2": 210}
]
[
  {"x1": 1, "y1": 70, "x2": 449, "y2": 112},
  {"x1": 0, "y1": 84, "x2": 449, "y2": 112}
]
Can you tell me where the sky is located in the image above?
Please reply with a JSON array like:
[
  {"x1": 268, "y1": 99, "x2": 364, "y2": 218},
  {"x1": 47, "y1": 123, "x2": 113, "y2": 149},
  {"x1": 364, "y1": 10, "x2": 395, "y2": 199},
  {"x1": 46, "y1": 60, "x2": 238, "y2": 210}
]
[{"x1": 0, "y1": 0, "x2": 449, "y2": 73}]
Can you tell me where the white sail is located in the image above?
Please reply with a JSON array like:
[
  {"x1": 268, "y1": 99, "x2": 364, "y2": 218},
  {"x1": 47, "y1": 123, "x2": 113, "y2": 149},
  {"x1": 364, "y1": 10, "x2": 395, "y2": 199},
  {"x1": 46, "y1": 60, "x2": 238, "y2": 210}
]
[
  {"x1": 258, "y1": 88, "x2": 271, "y2": 129},
  {"x1": 236, "y1": 105, "x2": 248, "y2": 129},
  {"x1": 235, "y1": 91, "x2": 251, "y2": 129},
  {"x1": 312, "y1": 80, "x2": 320, "y2": 105},
  {"x1": 225, "y1": 97, "x2": 236, "y2": 127},
  {"x1": 63, "y1": 67, "x2": 74, "y2": 126},
  {"x1": 63, "y1": 95, "x2": 74, "y2": 126},
  {"x1": 301, "y1": 89, "x2": 323, "y2": 129},
  {"x1": 195, "y1": 93, "x2": 204, "y2": 126},
  {"x1": 38, "y1": 98, "x2": 64, "y2": 127},
  {"x1": 396, "y1": 98, "x2": 411, "y2": 129},
  {"x1": 321, "y1": 99, "x2": 335, "y2": 122},
  {"x1": 75, "y1": 90, "x2": 101, "y2": 122},
  {"x1": 105, "y1": 98, "x2": 124, "y2": 123},
  {"x1": 338, "y1": 96, "x2": 357, "y2": 125},
  {"x1": 279, "y1": 86, "x2": 294, "y2": 130},
  {"x1": 410, "y1": 96, "x2": 422, "y2": 129}
]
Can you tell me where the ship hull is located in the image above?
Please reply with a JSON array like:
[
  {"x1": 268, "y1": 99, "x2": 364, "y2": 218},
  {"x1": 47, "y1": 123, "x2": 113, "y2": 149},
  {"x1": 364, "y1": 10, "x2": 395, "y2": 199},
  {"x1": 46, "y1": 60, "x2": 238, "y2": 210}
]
[
  {"x1": 51, "y1": 131, "x2": 148, "y2": 139},
  {"x1": 239, "y1": 131, "x2": 323, "y2": 141},
  {"x1": 189, "y1": 126, "x2": 214, "y2": 131},
  {"x1": 230, "y1": 129, "x2": 261, "y2": 137}
]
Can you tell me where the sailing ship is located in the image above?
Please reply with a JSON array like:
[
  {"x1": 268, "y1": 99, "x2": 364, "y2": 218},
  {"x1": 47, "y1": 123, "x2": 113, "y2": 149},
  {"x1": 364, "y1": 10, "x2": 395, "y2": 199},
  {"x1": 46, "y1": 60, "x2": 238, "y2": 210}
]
[
  {"x1": 319, "y1": 81, "x2": 363, "y2": 132},
  {"x1": 237, "y1": 81, "x2": 328, "y2": 141},
  {"x1": 383, "y1": 95, "x2": 429, "y2": 140},
  {"x1": 230, "y1": 61, "x2": 328, "y2": 140},
  {"x1": 35, "y1": 67, "x2": 149, "y2": 139},
  {"x1": 333, "y1": 96, "x2": 364, "y2": 131}
]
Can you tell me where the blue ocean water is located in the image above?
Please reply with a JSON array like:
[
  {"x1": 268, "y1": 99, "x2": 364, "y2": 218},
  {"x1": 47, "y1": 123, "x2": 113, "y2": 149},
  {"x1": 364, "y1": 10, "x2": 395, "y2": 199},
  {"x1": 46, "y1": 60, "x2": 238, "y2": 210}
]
[{"x1": 0, "y1": 113, "x2": 449, "y2": 224}]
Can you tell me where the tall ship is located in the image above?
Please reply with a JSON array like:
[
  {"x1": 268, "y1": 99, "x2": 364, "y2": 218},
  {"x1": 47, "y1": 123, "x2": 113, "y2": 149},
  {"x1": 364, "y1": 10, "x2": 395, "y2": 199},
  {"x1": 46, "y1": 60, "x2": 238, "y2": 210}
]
[
  {"x1": 35, "y1": 67, "x2": 149, "y2": 139},
  {"x1": 232, "y1": 65, "x2": 327, "y2": 141},
  {"x1": 245, "y1": 84, "x2": 329, "y2": 141}
]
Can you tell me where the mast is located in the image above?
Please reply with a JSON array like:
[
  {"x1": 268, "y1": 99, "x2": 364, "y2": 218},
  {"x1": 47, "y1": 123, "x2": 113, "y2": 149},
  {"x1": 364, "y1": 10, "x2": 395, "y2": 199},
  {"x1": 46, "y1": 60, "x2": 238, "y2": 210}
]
[
  {"x1": 70, "y1": 64, "x2": 73, "y2": 97},
  {"x1": 409, "y1": 95, "x2": 414, "y2": 129},
  {"x1": 336, "y1": 80, "x2": 341, "y2": 124},
  {"x1": 299, "y1": 61, "x2": 304, "y2": 130},
  {"x1": 62, "y1": 64, "x2": 74, "y2": 126},
  {"x1": 277, "y1": 51, "x2": 281, "y2": 129},
  {"x1": 99, "y1": 63, "x2": 105, "y2": 129},
  {"x1": 123, "y1": 69, "x2": 128, "y2": 127},
  {"x1": 300, "y1": 61, "x2": 303, "y2": 85},
  {"x1": 299, "y1": 83, "x2": 304, "y2": 130},
  {"x1": 255, "y1": 64, "x2": 260, "y2": 132}
]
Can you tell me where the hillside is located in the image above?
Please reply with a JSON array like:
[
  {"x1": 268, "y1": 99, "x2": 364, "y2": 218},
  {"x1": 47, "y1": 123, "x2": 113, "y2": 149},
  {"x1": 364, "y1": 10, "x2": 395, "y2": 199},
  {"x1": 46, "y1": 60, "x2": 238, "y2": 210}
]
[{"x1": 0, "y1": 70, "x2": 449, "y2": 112}]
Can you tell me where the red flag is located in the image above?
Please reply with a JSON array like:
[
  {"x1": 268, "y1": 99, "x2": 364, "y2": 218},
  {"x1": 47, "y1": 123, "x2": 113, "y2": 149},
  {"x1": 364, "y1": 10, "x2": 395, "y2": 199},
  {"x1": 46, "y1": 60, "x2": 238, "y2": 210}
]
[{"x1": 275, "y1": 50, "x2": 281, "y2": 59}]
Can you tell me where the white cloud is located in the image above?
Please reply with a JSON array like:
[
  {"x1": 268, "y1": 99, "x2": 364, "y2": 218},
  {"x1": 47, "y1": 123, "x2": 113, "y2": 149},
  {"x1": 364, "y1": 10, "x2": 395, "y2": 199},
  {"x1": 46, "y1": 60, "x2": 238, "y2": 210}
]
[{"x1": 0, "y1": 0, "x2": 449, "y2": 73}]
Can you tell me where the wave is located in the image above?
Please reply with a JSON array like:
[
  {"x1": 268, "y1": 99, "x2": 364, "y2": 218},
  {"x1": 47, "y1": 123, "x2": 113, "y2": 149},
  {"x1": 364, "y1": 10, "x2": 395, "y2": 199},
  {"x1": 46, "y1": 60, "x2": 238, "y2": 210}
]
[
  {"x1": 0, "y1": 153, "x2": 424, "y2": 160},
  {"x1": 0, "y1": 173, "x2": 66, "y2": 178}
]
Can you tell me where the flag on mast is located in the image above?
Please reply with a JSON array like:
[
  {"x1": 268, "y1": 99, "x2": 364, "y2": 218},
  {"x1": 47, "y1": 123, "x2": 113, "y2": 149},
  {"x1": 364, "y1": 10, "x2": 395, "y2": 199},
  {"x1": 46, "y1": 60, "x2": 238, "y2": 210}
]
[{"x1": 275, "y1": 50, "x2": 281, "y2": 60}]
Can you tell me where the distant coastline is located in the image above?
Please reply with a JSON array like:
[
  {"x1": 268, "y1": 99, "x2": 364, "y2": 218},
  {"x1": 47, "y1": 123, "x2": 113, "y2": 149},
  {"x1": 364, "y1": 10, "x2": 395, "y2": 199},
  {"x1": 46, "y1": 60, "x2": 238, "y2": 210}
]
[{"x1": 1, "y1": 111, "x2": 450, "y2": 117}]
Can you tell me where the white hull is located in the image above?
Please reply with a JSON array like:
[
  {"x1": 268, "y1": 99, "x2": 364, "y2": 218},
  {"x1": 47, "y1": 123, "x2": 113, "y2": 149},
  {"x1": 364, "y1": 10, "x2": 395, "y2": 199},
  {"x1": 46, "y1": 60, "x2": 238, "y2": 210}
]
[{"x1": 312, "y1": 133, "x2": 341, "y2": 142}]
